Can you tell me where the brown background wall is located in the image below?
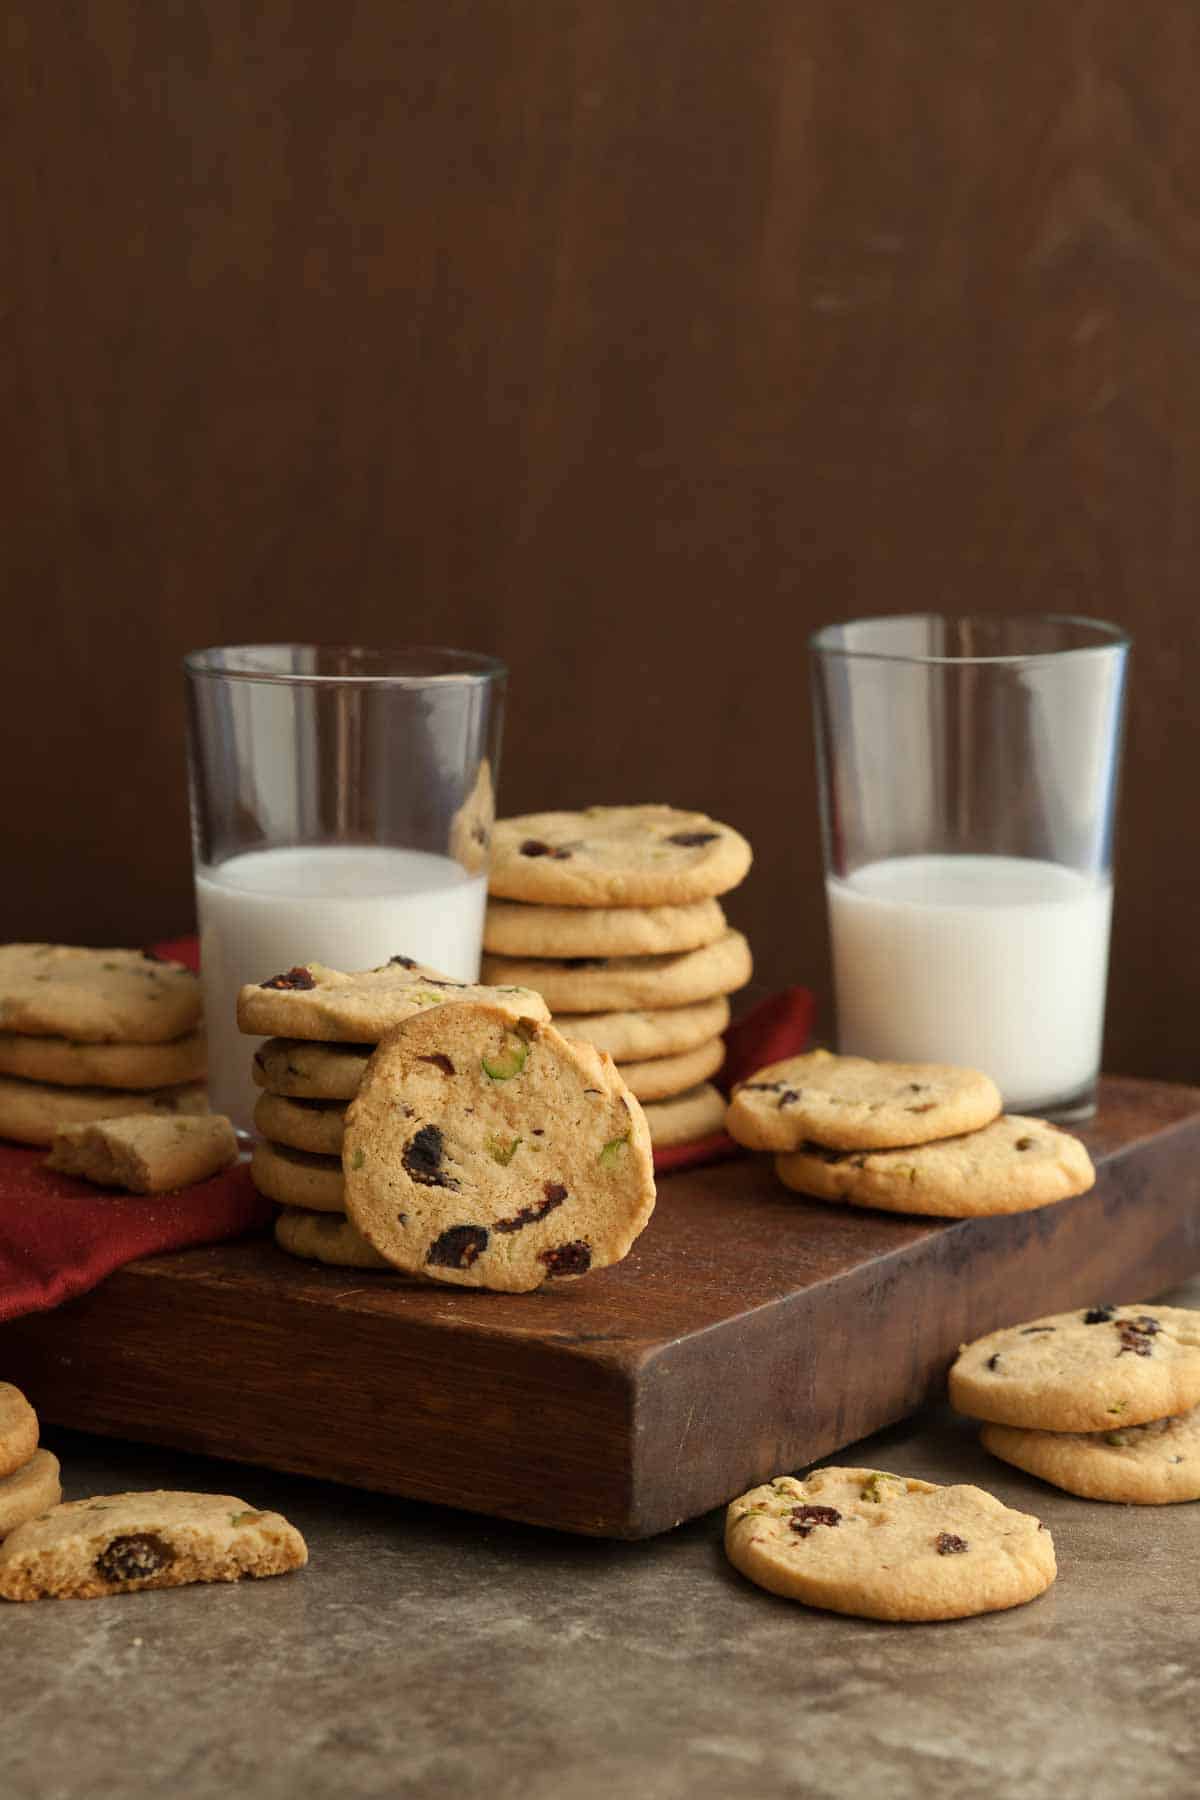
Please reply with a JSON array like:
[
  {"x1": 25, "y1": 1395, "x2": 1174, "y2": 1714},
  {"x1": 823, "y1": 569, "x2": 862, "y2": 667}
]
[{"x1": 3, "y1": 2, "x2": 1198, "y2": 1079}]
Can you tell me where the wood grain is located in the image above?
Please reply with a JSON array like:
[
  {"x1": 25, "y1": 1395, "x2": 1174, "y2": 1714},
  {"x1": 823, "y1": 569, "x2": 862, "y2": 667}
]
[
  {"x1": 4, "y1": 1077, "x2": 1199, "y2": 1536},
  {"x1": 3, "y1": 5, "x2": 1200, "y2": 1080}
]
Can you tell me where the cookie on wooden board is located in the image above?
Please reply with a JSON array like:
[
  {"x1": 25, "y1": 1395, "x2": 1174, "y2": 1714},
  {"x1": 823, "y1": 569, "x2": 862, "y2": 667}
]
[
  {"x1": 250, "y1": 1140, "x2": 345, "y2": 1213},
  {"x1": 0, "y1": 945, "x2": 201, "y2": 1044},
  {"x1": 0, "y1": 1491, "x2": 307, "y2": 1601},
  {"x1": 640, "y1": 1082, "x2": 727, "y2": 1148},
  {"x1": 251, "y1": 1038, "x2": 371, "y2": 1101},
  {"x1": 487, "y1": 806, "x2": 752, "y2": 907},
  {"x1": 0, "y1": 1452, "x2": 63, "y2": 1540},
  {"x1": 238, "y1": 958, "x2": 549, "y2": 1046},
  {"x1": 343, "y1": 1002, "x2": 656, "y2": 1293},
  {"x1": 0, "y1": 1030, "x2": 206, "y2": 1091},
  {"x1": 46, "y1": 1112, "x2": 238, "y2": 1194},
  {"x1": 552, "y1": 996, "x2": 730, "y2": 1064},
  {"x1": 274, "y1": 1208, "x2": 391, "y2": 1271},
  {"x1": 0, "y1": 1076, "x2": 209, "y2": 1148},
  {"x1": 949, "y1": 1304, "x2": 1200, "y2": 1433},
  {"x1": 774, "y1": 1115, "x2": 1094, "y2": 1218},
  {"x1": 725, "y1": 1467, "x2": 1055, "y2": 1622},
  {"x1": 483, "y1": 897, "x2": 727, "y2": 959},
  {"x1": 981, "y1": 1405, "x2": 1200, "y2": 1504},
  {"x1": 0, "y1": 1385, "x2": 39, "y2": 1481},
  {"x1": 480, "y1": 929, "x2": 751, "y2": 1013},
  {"x1": 726, "y1": 1049, "x2": 1001, "y2": 1153}
]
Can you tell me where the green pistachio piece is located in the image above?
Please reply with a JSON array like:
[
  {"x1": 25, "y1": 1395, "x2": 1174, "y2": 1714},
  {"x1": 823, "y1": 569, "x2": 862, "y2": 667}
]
[
  {"x1": 350, "y1": 1148, "x2": 365, "y2": 1170},
  {"x1": 230, "y1": 1511, "x2": 260, "y2": 1527},
  {"x1": 860, "y1": 1471, "x2": 902, "y2": 1502},
  {"x1": 481, "y1": 1035, "x2": 529, "y2": 1081},
  {"x1": 1105, "y1": 1431, "x2": 1131, "y2": 1447},
  {"x1": 413, "y1": 990, "x2": 446, "y2": 1006},
  {"x1": 1107, "y1": 1400, "x2": 1128, "y2": 1416},
  {"x1": 599, "y1": 1132, "x2": 630, "y2": 1166},
  {"x1": 486, "y1": 1135, "x2": 522, "y2": 1166}
]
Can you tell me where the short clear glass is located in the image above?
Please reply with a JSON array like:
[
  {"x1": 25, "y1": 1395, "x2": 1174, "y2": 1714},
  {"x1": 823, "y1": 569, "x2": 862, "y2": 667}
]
[
  {"x1": 185, "y1": 644, "x2": 506, "y2": 1131},
  {"x1": 810, "y1": 615, "x2": 1130, "y2": 1120}
]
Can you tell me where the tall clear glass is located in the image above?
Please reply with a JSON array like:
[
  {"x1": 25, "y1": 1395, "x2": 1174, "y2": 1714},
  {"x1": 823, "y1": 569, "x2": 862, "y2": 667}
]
[
  {"x1": 185, "y1": 644, "x2": 505, "y2": 1131},
  {"x1": 810, "y1": 615, "x2": 1129, "y2": 1120}
]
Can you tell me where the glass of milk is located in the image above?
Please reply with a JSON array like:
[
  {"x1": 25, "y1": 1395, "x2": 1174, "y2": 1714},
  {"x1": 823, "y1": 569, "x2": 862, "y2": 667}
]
[
  {"x1": 811, "y1": 615, "x2": 1130, "y2": 1119},
  {"x1": 184, "y1": 644, "x2": 505, "y2": 1131}
]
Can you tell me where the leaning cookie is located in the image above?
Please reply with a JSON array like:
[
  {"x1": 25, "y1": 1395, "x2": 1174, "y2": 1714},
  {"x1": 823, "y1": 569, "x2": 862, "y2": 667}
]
[
  {"x1": 0, "y1": 1490, "x2": 307, "y2": 1601},
  {"x1": 250, "y1": 1141, "x2": 345, "y2": 1213},
  {"x1": 0, "y1": 945, "x2": 201, "y2": 1044},
  {"x1": 725, "y1": 1468, "x2": 1055, "y2": 1622},
  {"x1": 774, "y1": 1116, "x2": 1094, "y2": 1218},
  {"x1": 0, "y1": 1385, "x2": 39, "y2": 1481},
  {"x1": 0, "y1": 1452, "x2": 63, "y2": 1540},
  {"x1": 480, "y1": 929, "x2": 751, "y2": 1013},
  {"x1": 488, "y1": 805, "x2": 752, "y2": 907},
  {"x1": 981, "y1": 1406, "x2": 1200, "y2": 1504},
  {"x1": 949, "y1": 1304, "x2": 1200, "y2": 1433},
  {"x1": 726, "y1": 1049, "x2": 1001, "y2": 1153},
  {"x1": 46, "y1": 1113, "x2": 239, "y2": 1194},
  {"x1": 237, "y1": 958, "x2": 550, "y2": 1046},
  {"x1": 343, "y1": 1002, "x2": 656, "y2": 1293}
]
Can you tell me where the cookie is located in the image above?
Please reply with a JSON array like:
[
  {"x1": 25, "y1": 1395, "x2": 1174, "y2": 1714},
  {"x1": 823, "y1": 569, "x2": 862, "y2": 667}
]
[
  {"x1": 949, "y1": 1304, "x2": 1200, "y2": 1433},
  {"x1": 448, "y1": 756, "x2": 495, "y2": 875},
  {"x1": 725, "y1": 1467, "x2": 1055, "y2": 1622},
  {"x1": 0, "y1": 1451, "x2": 63, "y2": 1539},
  {"x1": 254, "y1": 1092, "x2": 345, "y2": 1157},
  {"x1": 553, "y1": 996, "x2": 731, "y2": 1063},
  {"x1": 251, "y1": 1038, "x2": 371, "y2": 1101},
  {"x1": 0, "y1": 945, "x2": 201, "y2": 1044},
  {"x1": 0, "y1": 1029, "x2": 206, "y2": 1091},
  {"x1": 343, "y1": 1002, "x2": 656, "y2": 1293},
  {"x1": 0, "y1": 1490, "x2": 307, "y2": 1601},
  {"x1": 0, "y1": 1076, "x2": 209, "y2": 1148},
  {"x1": 0, "y1": 1385, "x2": 39, "y2": 1480},
  {"x1": 483, "y1": 897, "x2": 727, "y2": 960},
  {"x1": 250, "y1": 1140, "x2": 345, "y2": 1213},
  {"x1": 774, "y1": 1115, "x2": 1094, "y2": 1218},
  {"x1": 480, "y1": 929, "x2": 751, "y2": 1013},
  {"x1": 981, "y1": 1405, "x2": 1200, "y2": 1504},
  {"x1": 237, "y1": 957, "x2": 549, "y2": 1045},
  {"x1": 488, "y1": 805, "x2": 752, "y2": 906},
  {"x1": 46, "y1": 1113, "x2": 239, "y2": 1194},
  {"x1": 641, "y1": 1082, "x2": 727, "y2": 1148},
  {"x1": 618, "y1": 1038, "x2": 725, "y2": 1103},
  {"x1": 726, "y1": 1049, "x2": 1001, "y2": 1153},
  {"x1": 274, "y1": 1207, "x2": 392, "y2": 1270}
]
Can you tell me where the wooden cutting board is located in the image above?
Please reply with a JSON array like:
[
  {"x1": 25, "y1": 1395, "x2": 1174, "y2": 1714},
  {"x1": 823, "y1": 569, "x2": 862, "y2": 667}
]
[{"x1": 4, "y1": 1076, "x2": 1199, "y2": 1538}]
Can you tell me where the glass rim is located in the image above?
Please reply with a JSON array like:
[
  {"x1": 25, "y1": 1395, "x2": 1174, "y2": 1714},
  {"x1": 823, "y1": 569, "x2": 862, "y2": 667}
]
[
  {"x1": 183, "y1": 643, "x2": 507, "y2": 688},
  {"x1": 809, "y1": 612, "x2": 1131, "y2": 667}
]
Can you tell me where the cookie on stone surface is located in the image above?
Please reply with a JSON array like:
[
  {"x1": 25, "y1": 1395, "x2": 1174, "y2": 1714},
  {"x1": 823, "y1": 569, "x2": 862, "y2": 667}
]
[
  {"x1": 480, "y1": 929, "x2": 751, "y2": 1014},
  {"x1": 253, "y1": 1092, "x2": 345, "y2": 1157},
  {"x1": 250, "y1": 1140, "x2": 345, "y2": 1213},
  {"x1": 774, "y1": 1115, "x2": 1094, "y2": 1218},
  {"x1": 0, "y1": 1385, "x2": 39, "y2": 1480},
  {"x1": 46, "y1": 1113, "x2": 238, "y2": 1194},
  {"x1": 949, "y1": 1304, "x2": 1200, "y2": 1433},
  {"x1": 726, "y1": 1049, "x2": 1001, "y2": 1153},
  {"x1": 237, "y1": 957, "x2": 548, "y2": 1046},
  {"x1": 0, "y1": 1076, "x2": 209, "y2": 1148},
  {"x1": 483, "y1": 897, "x2": 727, "y2": 960},
  {"x1": 725, "y1": 1467, "x2": 1055, "y2": 1622},
  {"x1": 553, "y1": 996, "x2": 731, "y2": 1064},
  {"x1": 0, "y1": 1451, "x2": 62, "y2": 1540},
  {"x1": 0, "y1": 945, "x2": 201, "y2": 1044},
  {"x1": 343, "y1": 1002, "x2": 656, "y2": 1293},
  {"x1": 0, "y1": 1030, "x2": 206, "y2": 1091},
  {"x1": 641, "y1": 1082, "x2": 727, "y2": 1148},
  {"x1": 488, "y1": 806, "x2": 752, "y2": 907},
  {"x1": 981, "y1": 1405, "x2": 1200, "y2": 1505},
  {"x1": 274, "y1": 1208, "x2": 392, "y2": 1271},
  {"x1": 618, "y1": 1038, "x2": 725, "y2": 1103},
  {"x1": 0, "y1": 1490, "x2": 307, "y2": 1601},
  {"x1": 251, "y1": 1037, "x2": 371, "y2": 1101}
]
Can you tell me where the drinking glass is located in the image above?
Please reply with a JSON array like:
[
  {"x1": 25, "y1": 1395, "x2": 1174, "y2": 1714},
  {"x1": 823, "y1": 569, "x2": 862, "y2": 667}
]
[
  {"x1": 810, "y1": 615, "x2": 1130, "y2": 1119},
  {"x1": 185, "y1": 644, "x2": 505, "y2": 1130}
]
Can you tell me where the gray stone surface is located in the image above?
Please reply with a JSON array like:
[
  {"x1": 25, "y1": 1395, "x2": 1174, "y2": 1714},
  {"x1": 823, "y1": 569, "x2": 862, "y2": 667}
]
[{"x1": 4, "y1": 1281, "x2": 1200, "y2": 1800}]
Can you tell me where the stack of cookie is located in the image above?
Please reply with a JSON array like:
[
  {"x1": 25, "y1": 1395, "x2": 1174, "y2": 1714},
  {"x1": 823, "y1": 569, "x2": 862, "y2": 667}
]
[
  {"x1": 0, "y1": 1383, "x2": 62, "y2": 1544},
  {"x1": 481, "y1": 806, "x2": 754, "y2": 1149},
  {"x1": 239, "y1": 957, "x2": 551, "y2": 1270},
  {"x1": 725, "y1": 1049, "x2": 1096, "y2": 1220},
  {"x1": 952, "y1": 1303, "x2": 1200, "y2": 1506},
  {"x1": 0, "y1": 946, "x2": 207, "y2": 1146}
]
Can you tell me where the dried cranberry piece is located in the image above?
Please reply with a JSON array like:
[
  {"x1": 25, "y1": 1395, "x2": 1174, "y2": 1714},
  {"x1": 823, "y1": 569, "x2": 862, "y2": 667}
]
[
  {"x1": 419, "y1": 1054, "x2": 456, "y2": 1076},
  {"x1": 95, "y1": 1533, "x2": 174, "y2": 1584},
  {"x1": 778, "y1": 1089, "x2": 800, "y2": 1107},
  {"x1": 539, "y1": 1240, "x2": 592, "y2": 1277},
  {"x1": 987, "y1": 1353, "x2": 1002, "y2": 1371},
  {"x1": 1084, "y1": 1305, "x2": 1116, "y2": 1324},
  {"x1": 789, "y1": 1504, "x2": 842, "y2": 1538},
  {"x1": 1116, "y1": 1318, "x2": 1157, "y2": 1357},
  {"x1": 520, "y1": 840, "x2": 553, "y2": 857},
  {"x1": 389, "y1": 954, "x2": 417, "y2": 969},
  {"x1": 260, "y1": 966, "x2": 316, "y2": 991},
  {"x1": 495, "y1": 1183, "x2": 569, "y2": 1235},
  {"x1": 403, "y1": 1125, "x2": 459, "y2": 1190},
  {"x1": 427, "y1": 1224, "x2": 489, "y2": 1268},
  {"x1": 666, "y1": 831, "x2": 719, "y2": 847},
  {"x1": 936, "y1": 1533, "x2": 968, "y2": 1555}
]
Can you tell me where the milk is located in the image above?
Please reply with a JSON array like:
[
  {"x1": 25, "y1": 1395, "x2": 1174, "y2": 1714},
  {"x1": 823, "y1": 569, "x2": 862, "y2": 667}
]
[
  {"x1": 827, "y1": 855, "x2": 1112, "y2": 1113},
  {"x1": 196, "y1": 845, "x2": 488, "y2": 1130}
]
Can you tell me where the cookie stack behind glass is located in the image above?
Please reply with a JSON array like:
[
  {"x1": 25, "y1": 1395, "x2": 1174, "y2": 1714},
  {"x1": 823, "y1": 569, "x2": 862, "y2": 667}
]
[
  {"x1": 481, "y1": 805, "x2": 754, "y2": 1149},
  {"x1": 0, "y1": 946, "x2": 207, "y2": 1146}
]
